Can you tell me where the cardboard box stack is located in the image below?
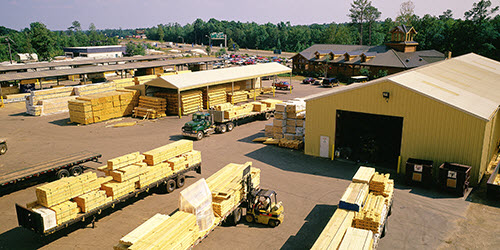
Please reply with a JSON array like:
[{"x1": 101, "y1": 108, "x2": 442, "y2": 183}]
[
  {"x1": 203, "y1": 85, "x2": 227, "y2": 108},
  {"x1": 25, "y1": 87, "x2": 74, "y2": 116},
  {"x1": 133, "y1": 96, "x2": 166, "y2": 119},
  {"x1": 156, "y1": 90, "x2": 203, "y2": 116},
  {"x1": 68, "y1": 90, "x2": 139, "y2": 125},
  {"x1": 227, "y1": 90, "x2": 249, "y2": 104}
]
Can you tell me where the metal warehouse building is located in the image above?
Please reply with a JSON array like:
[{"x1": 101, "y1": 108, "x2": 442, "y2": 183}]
[{"x1": 304, "y1": 53, "x2": 500, "y2": 185}]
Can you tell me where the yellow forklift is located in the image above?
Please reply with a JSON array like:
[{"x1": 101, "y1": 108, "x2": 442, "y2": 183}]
[{"x1": 245, "y1": 189, "x2": 284, "y2": 227}]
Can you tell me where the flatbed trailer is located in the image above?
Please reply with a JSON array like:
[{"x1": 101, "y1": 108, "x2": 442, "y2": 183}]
[
  {"x1": 0, "y1": 151, "x2": 102, "y2": 189},
  {"x1": 372, "y1": 192, "x2": 393, "y2": 249},
  {"x1": 15, "y1": 163, "x2": 201, "y2": 236}
]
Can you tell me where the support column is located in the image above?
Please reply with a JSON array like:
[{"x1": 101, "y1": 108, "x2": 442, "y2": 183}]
[
  {"x1": 206, "y1": 86, "x2": 210, "y2": 109},
  {"x1": 38, "y1": 78, "x2": 42, "y2": 90},
  {"x1": 177, "y1": 89, "x2": 182, "y2": 118},
  {"x1": 253, "y1": 79, "x2": 256, "y2": 101},
  {"x1": 289, "y1": 72, "x2": 292, "y2": 94},
  {"x1": 231, "y1": 82, "x2": 234, "y2": 105},
  {"x1": 56, "y1": 76, "x2": 60, "y2": 86}
]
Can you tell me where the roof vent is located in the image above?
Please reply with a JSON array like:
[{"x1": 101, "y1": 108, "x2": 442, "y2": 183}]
[
  {"x1": 405, "y1": 59, "x2": 410, "y2": 62},
  {"x1": 419, "y1": 58, "x2": 423, "y2": 61}
]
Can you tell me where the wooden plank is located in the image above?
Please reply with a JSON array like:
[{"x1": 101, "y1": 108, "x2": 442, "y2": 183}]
[
  {"x1": 352, "y1": 166, "x2": 375, "y2": 184},
  {"x1": 311, "y1": 209, "x2": 355, "y2": 250},
  {"x1": 339, "y1": 183, "x2": 369, "y2": 212},
  {"x1": 119, "y1": 213, "x2": 170, "y2": 246},
  {"x1": 338, "y1": 227, "x2": 373, "y2": 250}
]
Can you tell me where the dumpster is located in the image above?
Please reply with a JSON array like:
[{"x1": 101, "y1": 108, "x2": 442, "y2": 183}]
[
  {"x1": 405, "y1": 158, "x2": 433, "y2": 187},
  {"x1": 438, "y1": 162, "x2": 471, "y2": 196}
]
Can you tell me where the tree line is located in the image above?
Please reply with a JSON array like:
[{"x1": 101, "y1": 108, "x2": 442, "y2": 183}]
[{"x1": 0, "y1": 0, "x2": 498, "y2": 62}]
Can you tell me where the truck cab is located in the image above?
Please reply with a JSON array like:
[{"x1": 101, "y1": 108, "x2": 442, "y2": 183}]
[{"x1": 182, "y1": 112, "x2": 215, "y2": 140}]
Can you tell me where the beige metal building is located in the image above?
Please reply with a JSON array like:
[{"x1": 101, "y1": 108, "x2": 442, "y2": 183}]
[{"x1": 304, "y1": 53, "x2": 500, "y2": 185}]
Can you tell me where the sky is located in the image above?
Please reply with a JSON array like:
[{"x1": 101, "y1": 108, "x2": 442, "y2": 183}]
[{"x1": 0, "y1": 0, "x2": 498, "y2": 31}]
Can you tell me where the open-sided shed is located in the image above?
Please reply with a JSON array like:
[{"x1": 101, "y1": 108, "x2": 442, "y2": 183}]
[{"x1": 304, "y1": 53, "x2": 500, "y2": 185}]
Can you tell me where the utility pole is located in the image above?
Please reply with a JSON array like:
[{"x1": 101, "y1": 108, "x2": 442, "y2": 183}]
[{"x1": 0, "y1": 36, "x2": 15, "y2": 64}]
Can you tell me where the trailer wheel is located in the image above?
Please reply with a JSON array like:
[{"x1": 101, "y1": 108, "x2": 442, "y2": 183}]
[
  {"x1": 218, "y1": 124, "x2": 227, "y2": 133},
  {"x1": 176, "y1": 175, "x2": 186, "y2": 188},
  {"x1": 264, "y1": 112, "x2": 271, "y2": 120},
  {"x1": 0, "y1": 144, "x2": 7, "y2": 155},
  {"x1": 196, "y1": 131, "x2": 204, "y2": 140},
  {"x1": 226, "y1": 123, "x2": 234, "y2": 132},
  {"x1": 232, "y1": 208, "x2": 242, "y2": 225},
  {"x1": 166, "y1": 179, "x2": 176, "y2": 193},
  {"x1": 245, "y1": 214, "x2": 254, "y2": 223},
  {"x1": 56, "y1": 169, "x2": 70, "y2": 179},
  {"x1": 269, "y1": 220, "x2": 280, "y2": 228},
  {"x1": 69, "y1": 166, "x2": 83, "y2": 176}
]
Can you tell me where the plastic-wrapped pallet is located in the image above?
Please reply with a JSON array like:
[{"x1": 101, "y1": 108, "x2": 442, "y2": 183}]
[{"x1": 179, "y1": 178, "x2": 214, "y2": 231}]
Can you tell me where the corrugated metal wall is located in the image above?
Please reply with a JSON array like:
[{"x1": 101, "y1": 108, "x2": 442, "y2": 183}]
[{"x1": 305, "y1": 80, "x2": 487, "y2": 185}]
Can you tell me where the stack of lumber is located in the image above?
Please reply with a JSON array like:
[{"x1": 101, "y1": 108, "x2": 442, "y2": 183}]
[
  {"x1": 143, "y1": 139, "x2": 193, "y2": 166},
  {"x1": 338, "y1": 182, "x2": 369, "y2": 212},
  {"x1": 250, "y1": 167, "x2": 261, "y2": 188},
  {"x1": 110, "y1": 164, "x2": 147, "y2": 183},
  {"x1": 73, "y1": 190, "x2": 112, "y2": 212},
  {"x1": 352, "y1": 166, "x2": 375, "y2": 184},
  {"x1": 369, "y1": 172, "x2": 391, "y2": 196},
  {"x1": 223, "y1": 103, "x2": 254, "y2": 119},
  {"x1": 352, "y1": 193, "x2": 386, "y2": 234},
  {"x1": 25, "y1": 87, "x2": 73, "y2": 116},
  {"x1": 247, "y1": 90, "x2": 260, "y2": 99},
  {"x1": 50, "y1": 200, "x2": 80, "y2": 225},
  {"x1": 113, "y1": 79, "x2": 136, "y2": 89},
  {"x1": 134, "y1": 75, "x2": 160, "y2": 85},
  {"x1": 181, "y1": 150, "x2": 202, "y2": 167},
  {"x1": 213, "y1": 102, "x2": 233, "y2": 111},
  {"x1": 202, "y1": 85, "x2": 227, "y2": 108},
  {"x1": 249, "y1": 101, "x2": 268, "y2": 112},
  {"x1": 166, "y1": 156, "x2": 188, "y2": 172},
  {"x1": 107, "y1": 152, "x2": 145, "y2": 171},
  {"x1": 277, "y1": 139, "x2": 304, "y2": 149},
  {"x1": 260, "y1": 87, "x2": 274, "y2": 94},
  {"x1": 206, "y1": 162, "x2": 254, "y2": 217},
  {"x1": 311, "y1": 209, "x2": 355, "y2": 250},
  {"x1": 271, "y1": 99, "x2": 305, "y2": 142},
  {"x1": 114, "y1": 211, "x2": 199, "y2": 250},
  {"x1": 133, "y1": 96, "x2": 166, "y2": 119},
  {"x1": 338, "y1": 227, "x2": 373, "y2": 250},
  {"x1": 227, "y1": 90, "x2": 248, "y2": 104},
  {"x1": 260, "y1": 98, "x2": 282, "y2": 109},
  {"x1": 73, "y1": 82, "x2": 116, "y2": 96},
  {"x1": 264, "y1": 123, "x2": 273, "y2": 137},
  {"x1": 101, "y1": 180, "x2": 136, "y2": 200},
  {"x1": 158, "y1": 90, "x2": 203, "y2": 115},
  {"x1": 137, "y1": 162, "x2": 174, "y2": 188},
  {"x1": 68, "y1": 90, "x2": 139, "y2": 125},
  {"x1": 35, "y1": 172, "x2": 100, "y2": 207},
  {"x1": 37, "y1": 96, "x2": 77, "y2": 116}
]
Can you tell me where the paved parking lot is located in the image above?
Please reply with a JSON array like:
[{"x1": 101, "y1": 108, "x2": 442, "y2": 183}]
[{"x1": 0, "y1": 80, "x2": 499, "y2": 249}]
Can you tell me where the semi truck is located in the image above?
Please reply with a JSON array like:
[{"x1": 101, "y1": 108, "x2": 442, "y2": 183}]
[{"x1": 182, "y1": 107, "x2": 274, "y2": 140}]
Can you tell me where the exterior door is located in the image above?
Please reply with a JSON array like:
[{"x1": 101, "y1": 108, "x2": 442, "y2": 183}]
[{"x1": 320, "y1": 136, "x2": 330, "y2": 158}]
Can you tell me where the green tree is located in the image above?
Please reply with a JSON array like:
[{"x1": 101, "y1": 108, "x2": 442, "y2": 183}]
[
  {"x1": 125, "y1": 42, "x2": 145, "y2": 56},
  {"x1": 69, "y1": 20, "x2": 82, "y2": 32},
  {"x1": 359, "y1": 67, "x2": 371, "y2": 77},
  {"x1": 365, "y1": 5, "x2": 381, "y2": 45},
  {"x1": 348, "y1": 0, "x2": 371, "y2": 45},
  {"x1": 396, "y1": 0, "x2": 417, "y2": 26},
  {"x1": 28, "y1": 22, "x2": 55, "y2": 61},
  {"x1": 228, "y1": 38, "x2": 239, "y2": 51},
  {"x1": 464, "y1": 0, "x2": 499, "y2": 21},
  {"x1": 158, "y1": 25, "x2": 164, "y2": 42}
]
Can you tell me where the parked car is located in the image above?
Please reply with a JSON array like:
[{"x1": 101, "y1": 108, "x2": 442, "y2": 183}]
[
  {"x1": 322, "y1": 78, "x2": 339, "y2": 87},
  {"x1": 302, "y1": 77, "x2": 315, "y2": 84},
  {"x1": 274, "y1": 81, "x2": 293, "y2": 90},
  {"x1": 313, "y1": 77, "x2": 323, "y2": 85}
]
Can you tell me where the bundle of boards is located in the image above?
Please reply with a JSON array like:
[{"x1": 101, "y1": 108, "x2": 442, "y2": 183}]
[
  {"x1": 115, "y1": 162, "x2": 261, "y2": 250},
  {"x1": 133, "y1": 96, "x2": 166, "y2": 119},
  {"x1": 155, "y1": 90, "x2": 203, "y2": 116},
  {"x1": 202, "y1": 85, "x2": 227, "y2": 108},
  {"x1": 311, "y1": 166, "x2": 394, "y2": 250}
]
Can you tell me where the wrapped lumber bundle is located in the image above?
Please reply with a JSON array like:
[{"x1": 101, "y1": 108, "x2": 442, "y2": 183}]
[
  {"x1": 268, "y1": 99, "x2": 306, "y2": 142},
  {"x1": 338, "y1": 227, "x2": 373, "y2": 250},
  {"x1": 114, "y1": 211, "x2": 199, "y2": 250},
  {"x1": 179, "y1": 179, "x2": 214, "y2": 231},
  {"x1": 72, "y1": 82, "x2": 116, "y2": 96},
  {"x1": 49, "y1": 200, "x2": 80, "y2": 225},
  {"x1": 203, "y1": 85, "x2": 227, "y2": 108},
  {"x1": 338, "y1": 182, "x2": 369, "y2": 212},
  {"x1": 167, "y1": 156, "x2": 188, "y2": 172},
  {"x1": 133, "y1": 96, "x2": 166, "y2": 119},
  {"x1": 73, "y1": 190, "x2": 112, "y2": 213},
  {"x1": 311, "y1": 209, "x2": 355, "y2": 250},
  {"x1": 206, "y1": 162, "x2": 253, "y2": 218},
  {"x1": 352, "y1": 166, "x2": 375, "y2": 184},
  {"x1": 227, "y1": 90, "x2": 248, "y2": 104},
  {"x1": 277, "y1": 139, "x2": 304, "y2": 150},
  {"x1": 25, "y1": 87, "x2": 74, "y2": 116},
  {"x1": 37, "y1": 96, "x2": 77, "y2": 116},
  {"x1": 101, "y1": 180, "x2": 136, "y2": 200},
  {"x1": 159, "y1": 90, "x2": 203, "y2": 115},
  {"x1": 369, "y1": 172, "x2": 391, "y2": 196},
  {"x1": 352, "y1": 193, "x2": 386, "y2": 234},
  {"x1": 35, "y1": 172, "x2": 99, "y2": 207},
  {"x1": 143, "y1": 139, "x2": 193, "y2": 166}
]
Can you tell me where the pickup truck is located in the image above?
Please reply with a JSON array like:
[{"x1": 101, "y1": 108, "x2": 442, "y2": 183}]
[{"x1": 273, "y1": 81, "x2": 293, "y2": 90}]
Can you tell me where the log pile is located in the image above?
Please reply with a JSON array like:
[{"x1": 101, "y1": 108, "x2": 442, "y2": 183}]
[
  {"x1": 68, "y1": 90, "x2": 139, "y2": 125},
  {"x1": 203, "y1": 85, "x2": 227, "y2": 108},
  {"x1": 157, "y1": 90, "x2": 203, "y2": 116},
  {"x1": 227, "y1": 90, "x2": 248, "y2": 104},
  {"x1": 338, "y1": 227, "x2": 373, "y2": 250},
  {"x1": 133, "y1": 96, "x2": 166, "y2": 119}
]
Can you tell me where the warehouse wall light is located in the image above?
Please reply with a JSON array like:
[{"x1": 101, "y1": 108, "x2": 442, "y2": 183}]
[{"x1": 383, "y1": 92, "x2": 390, "y2": 102}]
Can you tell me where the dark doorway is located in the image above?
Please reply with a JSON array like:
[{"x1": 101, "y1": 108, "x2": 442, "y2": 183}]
[{"x1": 334, "y1": 110, "x2": 403, "y2": 169}]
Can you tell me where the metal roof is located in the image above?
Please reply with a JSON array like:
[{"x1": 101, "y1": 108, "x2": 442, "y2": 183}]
[
  {"x1": 0, "y1": 57, "x2": 222, "y2": 82},
  {"x1": 0, "y1": 54, "x2": 177, "y2": 72},
  {"x1": 306, "y1": 53, "x2": 500, "y2": 121},
  {"x1": 145, "y1": 62, "x2": 291, "y2": 91}
]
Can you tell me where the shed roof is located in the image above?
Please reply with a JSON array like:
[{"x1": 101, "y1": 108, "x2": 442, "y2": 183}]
[
  {"x1": 306, "y1": 53, "x2": 500, "y2": 121},
  {"x1": 145, "y1": 62, "x2": 291, "y2": 91}
]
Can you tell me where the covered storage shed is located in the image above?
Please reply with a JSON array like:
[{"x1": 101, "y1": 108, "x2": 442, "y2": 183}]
[{"x1": 304, "y1": 53, "x2": 500, "y2": 185}]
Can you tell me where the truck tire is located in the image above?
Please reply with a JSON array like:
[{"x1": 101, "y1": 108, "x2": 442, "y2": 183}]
[
  {"x1": 196, "y1": 131, "x2": 204, "y2": 140},
  {"x1": 0, "y1": 144, "x2": 6, "y2": 155},
  {"x1": 56, "y1": 169, "x2": 70, "y2": 179},
  {"x1": 166, "y1": 179, "x2": 176, "y2": 193},
  {"x1": 218, "y1": 124, "x2": 227, "y2": 133},
  {"x1": 264, "y1": 112, "x2": 271, "y2": 120},
  {"x1": 245, "y1": 214, "x2": 254, "y2": 223},
  {"x1": 232, "y1": 208, "x2": 242, "y2": 225},
  {"x1": 269, "y1": 219, "x2": 280, "y2": 228},
  {"x1": 176, "y1": 175, "x2": 185, "y2": 188},
  {"x1": 69, "y1": 166, "x2": 83, "y2": 176},
  {"x1": 226, "y1": 123, "x2": 234, "y2": 132},
  {"x1": 381, "y1": 221, "x2": 387, "y2": 238}
]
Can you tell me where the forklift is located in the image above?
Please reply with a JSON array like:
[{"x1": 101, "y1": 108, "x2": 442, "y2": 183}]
[
  {"x1": 245, "y1": 189, "x2": 284, "y2": 227},
  {"x1": 0, "y1": 139, "x2": 7, "y2": 155}
]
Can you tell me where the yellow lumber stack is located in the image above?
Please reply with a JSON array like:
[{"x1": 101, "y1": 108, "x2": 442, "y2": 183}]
[
  {"x1": 352, "y1": 166, "x2": 375, "y2": 184},
  {"x1": 110, "y1": 164, "x2": 147, "y2": 183},
  {"x1": 259, "y1": 98, "x2": 282, "y2": 109},
  {"x1": 227, "y1": 90, "x2": 248, "y2": 104},
  {"x1": 352, "y1": 193, "x2": 386, "y2": 234},
  {"x1": 158, "y1": 90, "x2": 203, "y2": 116},
  {"x1": 311, "y1": 209, "x2": 355, "y2": 250},
  {"x1": 369, "y1": 172, "x2": 391, "y2": 196},
  {"x1": 213, "y1": 102, "x2": 233, "y2": 111},
  {"x1": 107, "y1": 152, "x2": 145, "y2": 170},
  {"x1": 249, "y1": 101, "x2": 267, "y2": 112},
  {"x1": 143, "y1": 140, "x2": 193, "y2": 166},
  {"x1": 167, "y1": 156, "x2": 188, "y2": 172},
  {"x1": 247, "y1": 90, "x2": 260, "y2": 99},
  {"x1": 338, "y1": 227, "x2": 374, "y2": 250},
  {"x1": 224, "y1": 103, "x2": 254, "y2": 119},
  {"x1": 137, "y1": 162, "x2": 174, "y2": 188},
  {"x1": 117, "y1": 214, "x2": 171, "y2": 249},
  {"x1": 270, "y1": 100, "x2": 305, "y2": 142},
  {"x1": 73, "y1": 190, "x2": 112, "y2": 212},
  {"x1": 203, "y1": 85, "x2": 227, "y2": 108},
  {"x1": 115, "y1": 211, "x2": 199, "y2": 250},
  {"x1": 49, "y1": 200, "x2": 79, "y2": 225},
  {"x1": 181, "y1": 150, "x2": 202, "y2": 167},
  {"x1": 277, "y1": 139, "x2": 303, "y2": 149},
  {"x1": 113, "y1": 79, "x2": 136, "y2": 89},
  {"x1": 35, "y1": 172, "x2": 99, "y2": 207},
  {"x1": 101, "y1": 180, "x2": 136, "y2": 200},
  {"x1": 250, "y1": 167, "x2": 261, "y2": 188},
  {"x1": 133, "y1": 96, "x2": 166, "y2": 119},
  {"x1": 72, "y1": 82, "x2": 116, "y2": 96}
]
